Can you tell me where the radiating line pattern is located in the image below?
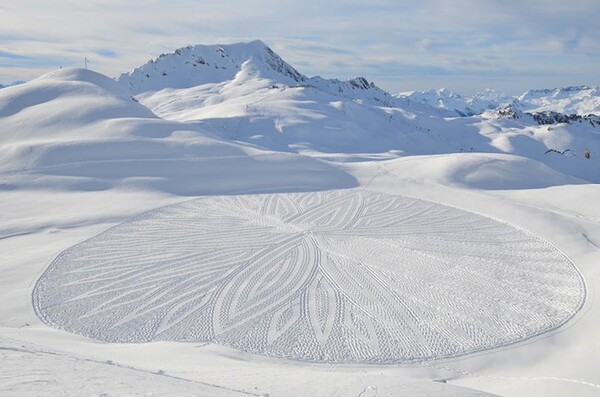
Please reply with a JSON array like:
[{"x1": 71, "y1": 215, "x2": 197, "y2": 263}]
[{"x1": 33, "y1": 190, "x2": 585, "y2": 363}]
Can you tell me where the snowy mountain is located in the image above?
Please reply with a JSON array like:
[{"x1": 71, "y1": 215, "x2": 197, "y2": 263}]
[
  {"x1": 483, "y1": 99, "x2": 600, "y2": 129},
  {"x1": 132, "y1": 66, "x2": 448, "y2": 154},
  {"x1": 117, "y1": 39, "x2": 600, "y2": 121},
  {"x1": 397, "y1": 88, "x2": 468, "y2": 115},
  {"x1": 517, "y1": 85, "x2": 600, "y2": 114},
  {"x1": 471, "y1": 88, "x2": 513, "y2": 108},
  {"x1": 0, "y1": 80, "x2": 25, "y2": 89},
  {"x1": 396, "y1": 88, "x2": 513, "y2": 116},
  {"x1": 1, "y1": 42, "x2": 597, "y2": 189},
  {"x1": 117, "y1": 40, "x2": 394, "y2": 106},
  {"x1": 0, "y1": 68, "x2": 354, "y2": 195},
  {"x1": 114, "y1": 41, "x2": 599, "y2": 184},
  {"x1": 117, "y1": 40, "x2": 305, "y2": 93},
  {"x1": 399, "y1": 86, "x2": 600, "y2": 117}
]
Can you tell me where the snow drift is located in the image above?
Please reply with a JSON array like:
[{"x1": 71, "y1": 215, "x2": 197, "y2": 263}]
[{"x1": 0, "y1": 68, "x2": 356, "y2": 195}]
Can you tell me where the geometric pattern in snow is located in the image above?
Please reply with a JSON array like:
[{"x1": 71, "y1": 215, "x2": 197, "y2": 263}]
[{"x1": 33, "y1": 190, "x2": 585, "y2": 363}]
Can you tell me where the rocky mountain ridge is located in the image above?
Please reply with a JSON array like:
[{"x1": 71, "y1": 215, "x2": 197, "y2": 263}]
[{"x1": 117, "y1": 40, "x2": 393, "y2": 106}]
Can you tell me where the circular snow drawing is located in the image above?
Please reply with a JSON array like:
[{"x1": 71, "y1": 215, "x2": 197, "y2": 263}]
[{"x1": 33, "y1": 190, "x2": 585, "y2": 363}]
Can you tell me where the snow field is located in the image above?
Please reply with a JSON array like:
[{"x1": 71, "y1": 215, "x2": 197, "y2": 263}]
[
  {"x1": 33, "y1": 190, "x2": 585, "y2": 364},
  {"x1": 0, "y1": 36, "x2": 598, "y2": 395}
]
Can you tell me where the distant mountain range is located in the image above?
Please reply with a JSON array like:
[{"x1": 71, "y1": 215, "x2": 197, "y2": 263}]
[
  {"x1": 0, "y1": 81, "x2": 25, "y2": 90},
  {"x1": 398, "y1": 86, "x2": 600, "y2": 117},
  {"x1": 517, "y1": 86, "x2": 600, "y2": 114},
  {"x1": 116, "y1": 40, "x2": 600, "y2": 118},
  {"x1": 396, "y1": 88, "x2": 513, "y2": 116}
]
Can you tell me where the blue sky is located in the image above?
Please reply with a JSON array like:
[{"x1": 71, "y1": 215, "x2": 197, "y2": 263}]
[{"x1": 0, "y1": 0, "x2": 598, "y2": 94}]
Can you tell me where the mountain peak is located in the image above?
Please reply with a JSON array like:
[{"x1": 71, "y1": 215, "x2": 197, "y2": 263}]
[
  {"x1": 436, "y1": 87, "x2": 458, "y2": 96},
  {"x1": 117, "y1": 40, "x2": 396, "y2": 106},
  {"x1": 473, "y1": 88, "x2": 511, "y2": 102},
  {"x1": 117, "y1": 40, "x2": 306, "y2": 94}
]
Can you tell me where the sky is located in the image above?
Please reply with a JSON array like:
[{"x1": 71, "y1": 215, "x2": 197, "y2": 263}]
[{"x1": 0, "y1": 0, "x2": 599, "y2": 95}]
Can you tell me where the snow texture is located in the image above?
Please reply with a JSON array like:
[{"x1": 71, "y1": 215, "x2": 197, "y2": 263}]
[{"x1": 33, "y1": 190, "x2": 585, "y2": 364}]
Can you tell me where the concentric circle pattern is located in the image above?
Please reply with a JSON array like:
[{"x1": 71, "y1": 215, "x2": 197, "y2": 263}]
[{"x1": 33, "y1": 190, "x2": 585, "y2": 363}]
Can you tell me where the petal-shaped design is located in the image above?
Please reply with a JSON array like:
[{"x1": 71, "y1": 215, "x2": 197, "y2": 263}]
[
  {"x1": 306, "y1": 272, "x2": 338, "y2": 347},
  {"x1": 267, "y1": 302, "x2": 302, "y2": 345},
  {"x1": 212, "y1": 234, "x2": 315, "y2": 335}
]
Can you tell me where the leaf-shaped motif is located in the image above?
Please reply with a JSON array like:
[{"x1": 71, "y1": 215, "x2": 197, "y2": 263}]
[
  {"x1": 267, "y1": 302, "x2": 301, "y2": 345},
  {"x1": 306, "y1": 272, "x2": 338, "y2": 347},
  {"x1": 212, "y1": 234, "x2": 316, "y2": 335}
]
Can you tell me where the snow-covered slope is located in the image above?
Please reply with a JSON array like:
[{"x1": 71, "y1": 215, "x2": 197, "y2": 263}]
[
  {"x1": 0, "y1": 68, "x2": 356, "y2": 195},
  {"x1": 138, "y1": 76, "x2": 598, "y2": 185},
  {"x1": 518, "y1": 86, "x2": 600, "y2": 114},
  {"x1": 135, "y1": 67, "x2": 451, "y2": 154},
  {"x1": 0, "y1": 80, "x2": 25, "y2": 90},
  {"x1": 378, "y1": 152, "x2": 587, "y2": 190},
  {"x1": 117, "y1": 41, "x2": 598, "y2": 184}
]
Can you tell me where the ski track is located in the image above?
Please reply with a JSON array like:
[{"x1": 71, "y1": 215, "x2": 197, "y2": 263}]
[{"x1": 32, "y1": 190, "x2": 585, "y2": 364}]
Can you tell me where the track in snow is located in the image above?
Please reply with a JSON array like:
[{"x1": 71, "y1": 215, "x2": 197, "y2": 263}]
[{"x1": 33, "y1": 190, "x2": 585, "y2": 363}]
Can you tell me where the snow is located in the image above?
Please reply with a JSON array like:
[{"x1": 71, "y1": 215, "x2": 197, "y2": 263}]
[
  {"x1": 0, "y1": 68, "x2": 356, "y2": 195},
  {"x1": 399, "y1": 86, "x2": 600, "y2": 117},
  {"x1": 1, "y1": 41, "x2": 600, "y2": 396},
  {"x1": 136, "y1": 77, "x2": 599, "y2": 183},
  {"x1": 396, "y1": 88, "x2": 512, "y2": 116},
  {"x1": 33, "y1": 190, "x2": 584, "y2": 363},
  {"x1": 117, "y1": 40, "x2": 305, "y2": 95},
  {"x1": 472, "y1": 88, "x2": 513, "y2": 106},
  {"x1": 0, "y1": 336, "x2": 249, "y2": 396},
  {"x1": 117, "y1": 40, "x2": 392, "y2": 107},
  {"x1": 0, "y1": 80, "x2": 25, "y2": 90},
  {"x1": 371, "y1": 153, "x2": 586, "y2": 190},
  {"x1": 118, "y1": 42, "x2": 599, "y2": 185},
  {"x1": 518, "y1": 86, "x2": 600, "y2": 114}
]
